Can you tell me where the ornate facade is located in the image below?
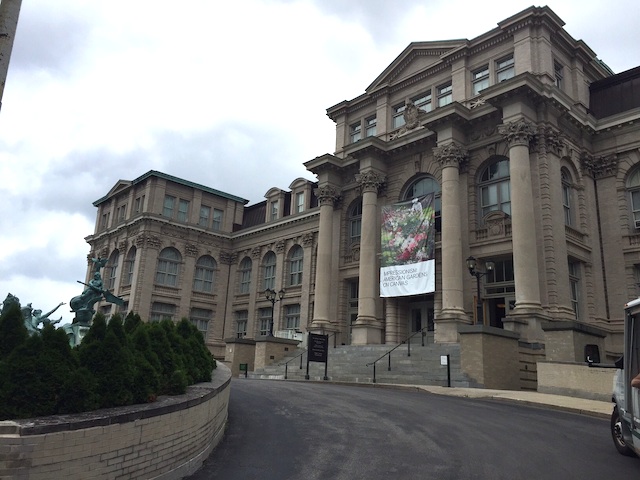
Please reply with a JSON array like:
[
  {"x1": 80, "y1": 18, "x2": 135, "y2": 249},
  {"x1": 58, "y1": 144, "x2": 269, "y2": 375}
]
[{"x1": 86, "y1": 7, "x2": 640, "y2": 361}]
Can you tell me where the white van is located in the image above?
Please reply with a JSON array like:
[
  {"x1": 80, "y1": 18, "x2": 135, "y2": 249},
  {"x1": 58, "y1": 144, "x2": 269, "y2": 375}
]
[{"x1": 611, "y1": 298, "x2": 640, "y2": 457}]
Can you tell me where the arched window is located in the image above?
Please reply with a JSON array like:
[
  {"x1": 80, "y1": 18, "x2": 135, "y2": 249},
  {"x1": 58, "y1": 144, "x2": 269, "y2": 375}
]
[
  {"x1": 288, "y1": 245, "x2": 304, "y2": 286},
  {"x1": 561, "y1": 168, "x2": 573, "y2": 226},
  {"x1": 123, "y1": 246, "x2": 136, "y2": 286},
  {"x1": 155, "y1": 247, "x2": 181, "y2": 287},
  {"x1": 193, "y1": 255, "x2": 216, "y2": 293},
  {"x1": 628, "y1": 168, "x2": 640, "y2": 229},
  {"x1": 106, "y1": 250, "x2": 119, "y2": 290},
  {"x1": 263, "y1": 251, "x2": 277, "y2": 290},
  {"x1": 239, "y1": 257, "x2": 252, "y2": 294},
  {"x1": 348, "y1": 199, "x2": 362, "y2": 244},
  {"x1": 404, "y1": 175, "x2": 441, "y2": 231},
  {"x1": 479, "y1": 158, "x2": 510, "y2": 217}
]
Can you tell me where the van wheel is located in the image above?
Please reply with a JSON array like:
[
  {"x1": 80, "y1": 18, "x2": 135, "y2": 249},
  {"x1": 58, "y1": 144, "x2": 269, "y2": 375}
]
[{"x1": 611, "y1": 407, "x2": 636, "y2": 457}]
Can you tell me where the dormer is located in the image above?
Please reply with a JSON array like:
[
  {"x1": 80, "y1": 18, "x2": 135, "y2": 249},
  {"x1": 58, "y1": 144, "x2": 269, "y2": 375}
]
[
  {"x1": 288, "y1": 178, "x2": 316, "y2": 215},
  {"x1": 265, "y1": 187, "x2": 287, "y2": 222}
]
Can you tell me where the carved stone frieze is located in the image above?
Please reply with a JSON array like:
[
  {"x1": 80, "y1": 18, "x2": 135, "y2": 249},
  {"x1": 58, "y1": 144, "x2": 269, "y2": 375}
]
[
  {"x1": 185, "y1": 244, "x2": 198, "y2": 257},
  {"x1": 498, "y1": 120, "x2": 535, "y2": 148},
  {"x1": 251, "y1": 246, "x2": 262, "y2": 259},
  {"x1": 580, "y1": 152, "x2": 618, "y2": 179},
  {"x1": 275, "y1": 240, "x2": 286, "y2": 254},
  {"x1": 355, "y1": 170, "x2": 386, "y2": 194},
  {"x1": 219, "y1": 251, "x2": 237, "y2": 265},
  {"x1": 118, "y1": 240, "x2": 128, "y2": 251},
  {"x1": 135, "y1": 234, "x2": 161, "y2": 249},
  {"x1": 535, "y1": 126, "x2": 565, "y2": 156},
  {"x1": 314, "y1": 185, "x2": 340, "y2": 207},
  {"x1": 433, "y1": 142, "x2": 469, "y2": 170},
  {"x1": 302, "y1": 232, "x2": 314, "y2": 248}
]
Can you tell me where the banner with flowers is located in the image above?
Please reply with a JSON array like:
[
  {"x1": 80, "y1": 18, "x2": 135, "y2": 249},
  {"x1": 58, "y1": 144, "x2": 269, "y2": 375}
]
[{"x1": 380, "y1": 194, "x2": 435, "y2": 297}]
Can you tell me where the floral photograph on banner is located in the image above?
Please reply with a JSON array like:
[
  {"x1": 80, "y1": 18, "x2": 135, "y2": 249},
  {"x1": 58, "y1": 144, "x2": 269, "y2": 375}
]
[{"x1": 381, "y1": 194, "x2": 435, "y2": 267}]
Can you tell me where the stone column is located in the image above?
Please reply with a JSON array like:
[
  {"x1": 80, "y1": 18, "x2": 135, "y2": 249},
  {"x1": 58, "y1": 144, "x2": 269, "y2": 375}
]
[
  {"x1": 499, "y1": 120, "x2": 545, "y2": 341},
  {"x1": 352, "y1": 170, "x2": 385, "y2": 345},
  {"x1": 310, "y1": 185, "x2": 340, "y2": 332},
  {"x1": 433, "y1": 142, "x2": 468, "y2": 342}
]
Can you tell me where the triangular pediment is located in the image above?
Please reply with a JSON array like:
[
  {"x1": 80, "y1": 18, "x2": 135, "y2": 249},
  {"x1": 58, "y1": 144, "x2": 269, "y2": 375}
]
[
  {"x1": 366, "y1": 40, "x2": 468, "y2": 93},
  {"x1": 106, "y1": 180, "x2": 132, "y2": 198}
]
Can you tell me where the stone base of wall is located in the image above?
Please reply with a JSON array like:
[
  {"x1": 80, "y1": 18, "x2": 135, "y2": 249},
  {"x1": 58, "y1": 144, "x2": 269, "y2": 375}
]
[
  {"x1": 537, "y1": 361, "x2": 615, "y2": 401},
  {"x1": 0, "y1": 364, "x2": 232, "y2": 480}
]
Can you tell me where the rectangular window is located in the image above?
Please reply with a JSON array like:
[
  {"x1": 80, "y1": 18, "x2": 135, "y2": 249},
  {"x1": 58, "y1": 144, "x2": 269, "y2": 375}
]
[
  {"x1": 101, "y1": 212, "x2": 110, "y2": 230},
  {"x1": 236, "y1": 311, "x2": 248, "y2": 338},
  {"x1": 134, "y1": 196, "x2": 144, "y2": 214},
  {"x1": 270, "y1": 201, "x2": 279, "y2": 221},
  {"x1": 163, "y1": 195, "x2": 175, "y2": 217},
  {"x1": 177, "y1": 199, "x2": 190, "y2": 222},
  {"x1": 116, "y1": 204, "x2": 127, "y2": 222},
  {"x1": 496, "y1": 55, "x2": 515, "y2": 82},
  {"x1": 413, "y1": 92, "x2": 432, "y2": 113},
  {"x1": 437, "y1": 83, "x2": 452, "y2": 107},
  {"x1": 554, "y1": 61, "x2": 564, "y2": 89},
  {"x1": 365, "y1": 116, "x2": 377, "y2": 137},
  {"x1": 259, "y1": 308, "x2": 272, "y2": 336},
  {"x1": 199, "y1": 205, "x2": 211, "y2": 227},
  {"x1": 212, "y1": 208, "x2": 223, "y2": 230},
  {"x1": 568, "y1": 261, "x2": 580, "y2": 319},
  {"x1": 150, "y1": 302, "x2": 176, "y2": 323},
  {"x1": 393, "y1": 103, "x2": 406, "y2": 129},
  {"x1": 190, "y1": 308, "x2": 211, "y2": 335},
  {"x1": 285, "y1": 304, "x2": 300, "y2": 331},
  {"x1": 472, "y1": 65, "x2": 489, "y2": 95},
  {"x1": 296, "y1": 192, "x2": 305, "y2": 213},
  {"x1": 350, "y1": 122, "x2": 362, "y2": 143},
  {"x1": 350, "y1": 217, "x2": 361, "y2": 244}
]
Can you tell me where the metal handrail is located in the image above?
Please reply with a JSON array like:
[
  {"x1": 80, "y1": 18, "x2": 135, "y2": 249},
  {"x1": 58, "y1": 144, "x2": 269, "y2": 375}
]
[
  {"x1": 366, "y1": 328, "x2": 429, "y2": 383},
  {"x1": 280, "y1": 349, "x2": 307, "y2": 379}
]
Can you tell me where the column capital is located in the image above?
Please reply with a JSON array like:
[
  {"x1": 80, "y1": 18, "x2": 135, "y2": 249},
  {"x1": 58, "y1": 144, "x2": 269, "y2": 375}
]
[
  {"x1": 219, "y1": 251, "x2": 238, "y2": 265},
  {"x1": 498, "y1": 119, "x2": 536, "y2": 148},
  {"x1": 314, "y1": 184, "x2": 340, "y2": 207},
  {"x1": 433, "y1": 142, "x2": 468, "y2": 169},
  {"x1": 355, "y1": 170, "x2": 386, "y2": 194},
  {"x1": 535, "y1": 126, "x2": 565, "y2": 156},
  {"x1": 580, "y1": 152, "x2": 619, "y2": 179}
]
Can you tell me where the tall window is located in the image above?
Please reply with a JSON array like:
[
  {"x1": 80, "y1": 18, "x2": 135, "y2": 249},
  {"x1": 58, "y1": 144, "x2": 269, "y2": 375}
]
[
  {"x1": 365, "y1": 116, "x2": 377, "y2": 137},
  {"x1": 554, "y1": 61, "x2": 564, "y2": 89},
  {"x1": 134, "y1": 195, "x2": 144, "y2": 213},
  {"x1": 259, "y1": 308, "x2": 272, "y2": 336},
  {"x1": 561, "y1": 168, "x2": 573, "y2": 226},
  {"x1": 263, "y1": 252, "x2": 277, "y2": 290},
  {"x1": 213, "y1": 208, "x2": 223, "y2": 230},
  {"x1": 123, "y1": 247, "x2": 136, "y2": 286},
  {"x1": 296, "y1": 192, "x2": 305, "y2": 213},
  {"x1": 150, "y1": 302, "x2": 176, "y2": 322},
  {"x1": 236, "y1": 310, "x2": 248, "y2": 338},
  {"x1": 627, "y1": 168, "x2": 640, "y2": 229},
  {"x1": 156, "y1": 247, "x2": 181, "y2": 286},
  {"x1": 163, "y1": 195, "x2": 175, "y2": 217},
  {"x1": 101, "y1": 212, "x2": 110, "y2": 230},
  {"x1": 106, "y1": 250, "x2": 119, "y2": 290},
  {"x1": 350, "y1": 122, "x2": 362, "y2": 143},
  {"x1": 193, "y1": 255, "x2": 216, "y2": 293},
  {"x1": 270, "y1": 201, "x2": 279, "y2": 221},
  {"x1": 472, "y1": 65, "x2": 489, "y2": 95},
  {"x1": 116, "y1": 204, "x2": 127, "y2": 223},
  {"x1": 190, "y1": 308, "x2": 211, "y2": 335},
  {"x1": 239, "y1": 257, "x2": 252, "y2": 294},
  {"x1": 177, "y1": 199, "x2": 190, "y2": 222},
  {"x1": 496, "y1": 55, "x2": 515, "y2": 82},
  {"x1": 393, "y1": 103, "x2": 406, "y2": 128},
  {"x1": 285, "y1": 304, "x2": 300, "y2": 331},
  {"x1": 348, "y1": 280, "x2": 359, "y2": 334},
  {"x1": 437, "y1": 83, "x2": 452, "y2": 107},
  {"x1": 199, "y1": 205, "x2": 211, "y2": 227},
  {"x1": 404, "y1": 176, "x2": 441, "y2": 232},
  {"x1": 479, "y1": 158, "x2": 511, "y2": 217},
  {"x1": 485, "y1": 257, "x2": 516, "y2": 296},
  {"x1": 413, "y1": 92, "x2": 432, "y2": 113},
  {"x1": 568, "y1": 260, "x2": 580, "y2": 319},
  {"x1": 349, "y1": 199, "x2": 363, "y2": 244},
  {"x1": 288, "y1": 245, "x2": 304, "y2": 286}
]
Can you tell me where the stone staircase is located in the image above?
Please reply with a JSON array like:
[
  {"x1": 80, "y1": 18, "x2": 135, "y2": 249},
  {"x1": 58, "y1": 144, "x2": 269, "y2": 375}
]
[{"x1": 249, "y1": 335, "x2": 478, "y2": 387}]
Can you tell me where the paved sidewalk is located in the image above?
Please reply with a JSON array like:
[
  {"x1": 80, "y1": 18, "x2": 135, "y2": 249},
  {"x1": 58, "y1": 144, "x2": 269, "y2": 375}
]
[{"x1": 377, "y1": 383, "x2": 613, "y2": 419}]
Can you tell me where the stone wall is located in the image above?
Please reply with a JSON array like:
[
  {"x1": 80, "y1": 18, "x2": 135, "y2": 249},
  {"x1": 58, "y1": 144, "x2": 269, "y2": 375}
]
[
  {"x1": 0, "y1": 363, "x2": 231, "y2": 480},
  {"x1": 537, "y1": 361, "x2": 615, "y2": 401}
]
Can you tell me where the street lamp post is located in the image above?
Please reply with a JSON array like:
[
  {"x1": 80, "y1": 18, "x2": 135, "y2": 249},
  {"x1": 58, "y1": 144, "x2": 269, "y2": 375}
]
[
  {"x1": 264, "y1": 288, "x2": 285, "y2": 336},
  {"x1": 466, "y1": 256, "x2": 495, "y2": 325}
]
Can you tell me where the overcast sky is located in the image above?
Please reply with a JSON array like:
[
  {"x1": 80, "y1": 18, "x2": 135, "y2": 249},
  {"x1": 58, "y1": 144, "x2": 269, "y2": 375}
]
[{"x1": 1, "y1": 0, "x2": 638, "y2": 325}]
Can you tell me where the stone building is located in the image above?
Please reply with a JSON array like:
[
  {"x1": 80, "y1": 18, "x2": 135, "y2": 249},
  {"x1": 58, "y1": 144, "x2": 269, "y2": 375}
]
[{"x1": 86, "y1": 6, "x2": 640, "y2": 368}]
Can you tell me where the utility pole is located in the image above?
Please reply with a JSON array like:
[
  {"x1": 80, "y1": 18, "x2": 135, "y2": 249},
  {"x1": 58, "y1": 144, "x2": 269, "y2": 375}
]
[{"x1": 0, "y1": 0, "x2": 23, "y2": 112}]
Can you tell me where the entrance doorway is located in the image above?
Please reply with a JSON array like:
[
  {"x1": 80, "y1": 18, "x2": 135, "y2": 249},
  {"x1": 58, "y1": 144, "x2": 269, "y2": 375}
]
[
  {"x1": 486, "y1": 296, "x2": 514, "y2": 328},
  {"x1": 409, "y1": 300, "x2": 434, "y2": 333}
]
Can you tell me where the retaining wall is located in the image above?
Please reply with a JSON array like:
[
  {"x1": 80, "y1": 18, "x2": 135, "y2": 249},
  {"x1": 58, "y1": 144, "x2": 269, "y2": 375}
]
[{"x1": 0, "y1": 363, "x2": 231, "y2": 480}]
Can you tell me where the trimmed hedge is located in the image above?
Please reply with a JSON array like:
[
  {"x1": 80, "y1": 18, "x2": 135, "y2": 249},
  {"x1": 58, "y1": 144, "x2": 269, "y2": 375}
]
[{"x1": 0, "y1": 308, "x2": 215, "y2": 420}]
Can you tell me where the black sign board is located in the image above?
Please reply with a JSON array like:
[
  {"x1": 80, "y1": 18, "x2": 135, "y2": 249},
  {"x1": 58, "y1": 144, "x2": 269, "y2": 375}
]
[{"x1": 308, "y1": 333, "x2": 328, "y2": 363}]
